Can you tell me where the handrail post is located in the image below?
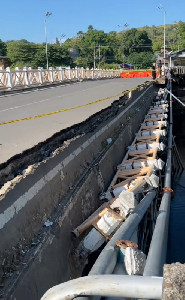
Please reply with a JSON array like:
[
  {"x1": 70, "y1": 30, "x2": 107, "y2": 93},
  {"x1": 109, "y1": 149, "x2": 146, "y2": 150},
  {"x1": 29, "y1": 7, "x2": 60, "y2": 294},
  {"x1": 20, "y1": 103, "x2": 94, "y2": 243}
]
[
  {"x1": 6, "y1": 67, "x2": 14, "y2": 89},
  {"x1": 49, "y1": 67, "x2": 54, "y2": 83},
  {"x1": 23, "y1": 67, "x2": 30, "y2": 86},
  {"x1": 68, "y1": 67, "x2": 71, "y2": 80},
  {"x1": 38, "y1": 67, "x2": 43, "y2": 84}
]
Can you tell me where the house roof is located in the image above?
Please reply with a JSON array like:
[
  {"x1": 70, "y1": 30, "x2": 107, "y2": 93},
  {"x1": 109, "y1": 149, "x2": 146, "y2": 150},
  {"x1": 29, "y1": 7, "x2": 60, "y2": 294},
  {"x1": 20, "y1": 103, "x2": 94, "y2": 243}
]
[
  {"x1": 124, "y1": 63, "x2": 134, "y2": 67},
  {"x1": 170, "y1": 49, "x2": 185, "y2": 59}
]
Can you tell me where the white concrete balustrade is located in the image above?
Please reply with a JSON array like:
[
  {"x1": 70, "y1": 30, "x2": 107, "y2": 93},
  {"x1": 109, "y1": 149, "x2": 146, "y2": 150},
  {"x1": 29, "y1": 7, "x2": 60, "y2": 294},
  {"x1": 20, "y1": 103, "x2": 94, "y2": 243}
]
[
  {"x1": 174, "y1": 66, "x2": 185, "y2": 75},
  {"x1": 0, "y1": 67, "x2": 120, "y2": 90}
]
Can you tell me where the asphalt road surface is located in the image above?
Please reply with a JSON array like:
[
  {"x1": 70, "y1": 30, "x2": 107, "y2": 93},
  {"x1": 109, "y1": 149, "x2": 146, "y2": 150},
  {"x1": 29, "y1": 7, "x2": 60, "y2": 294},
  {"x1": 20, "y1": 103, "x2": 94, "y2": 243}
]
[{"x1": 0, "y1": 78, "x2": 149, "y2": 163}]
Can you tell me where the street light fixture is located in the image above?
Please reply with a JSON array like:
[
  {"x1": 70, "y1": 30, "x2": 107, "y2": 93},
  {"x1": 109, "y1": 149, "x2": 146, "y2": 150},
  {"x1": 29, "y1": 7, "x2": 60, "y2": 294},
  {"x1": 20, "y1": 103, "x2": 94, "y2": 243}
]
[
  {"x1": 158, "y1": 5, "x2": 166, "y2": 65},
  {"x1": 45, "y1": 11, "x2": 52, "y2": 69},
  {"x1": 60, "y1": 34, "x2": 66, "y2": 46},
  {"x1": 117, "y1": 23, "x2": 129, "y2": 31},
  {"x1": 117, "y1": 23, "x2": 129, "y2": 63}
]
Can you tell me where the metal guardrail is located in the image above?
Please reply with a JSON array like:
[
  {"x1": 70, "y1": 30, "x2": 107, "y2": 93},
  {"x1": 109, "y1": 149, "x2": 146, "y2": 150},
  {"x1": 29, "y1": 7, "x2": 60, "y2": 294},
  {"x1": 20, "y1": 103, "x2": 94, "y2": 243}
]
[
  {"x1": 41, "y1": 275, "x2": 163, "y2": 300},
  {"x1": 143, "y1": 79, "x2": 173, "y2": 277},
  {"x1": 89, "y1": 191, "x2": 156, "y2": 275},
  {"x1": 0, "y1": 67, "x2": 120, "y2": 90}
]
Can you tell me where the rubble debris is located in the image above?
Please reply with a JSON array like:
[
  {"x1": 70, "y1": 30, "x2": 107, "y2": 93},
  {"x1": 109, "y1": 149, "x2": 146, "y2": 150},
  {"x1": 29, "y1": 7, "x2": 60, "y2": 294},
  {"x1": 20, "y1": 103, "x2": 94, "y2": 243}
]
[
  {"x1": 44, "y1": 220, "x2": 53, "y2": 227},
  {"x1": 124, "y1": 247, "x2": 146, "y2": 275},
  {"x1": 107, "y1": 138, "x2": 112, "y2": 145}
]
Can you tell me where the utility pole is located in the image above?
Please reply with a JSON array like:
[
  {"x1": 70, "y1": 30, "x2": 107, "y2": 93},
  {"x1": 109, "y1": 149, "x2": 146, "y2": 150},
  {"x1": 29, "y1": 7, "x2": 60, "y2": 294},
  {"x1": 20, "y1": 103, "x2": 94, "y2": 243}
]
[
  {"x1": 98, "y1": 45, "x2": 101, "y2": 69},
  {"x1": 94, "y1": 45, "x2": 96, "y2": 69},
  {"x1": 158, "y1": 6, "x2": 166, "y2": 66},
  {"x1": 45, "y1": 11, "x2": 52, "y2": 69},
  {"x1": 164, "y1": 11, "x2": 166, "y2": 66}
]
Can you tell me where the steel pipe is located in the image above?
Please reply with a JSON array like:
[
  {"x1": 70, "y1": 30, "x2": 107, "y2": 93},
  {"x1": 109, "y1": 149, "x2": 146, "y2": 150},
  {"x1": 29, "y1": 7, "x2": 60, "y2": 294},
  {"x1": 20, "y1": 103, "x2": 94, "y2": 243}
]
[
  {"x1": 144, "y1": 82, "x2": 173, "y2": 277},
  {"x1": 143, "y1": 191, "x2": 171, "y2": 276},
  {"x1": 166, "y1": 89, "x2": 185, "y2": 108},
  {"x1": 89, "y1": 190, "x2": 156, "y2": 275},
  {"x1": 41, "y1": 275, "x2": 163, "y2": 300}
]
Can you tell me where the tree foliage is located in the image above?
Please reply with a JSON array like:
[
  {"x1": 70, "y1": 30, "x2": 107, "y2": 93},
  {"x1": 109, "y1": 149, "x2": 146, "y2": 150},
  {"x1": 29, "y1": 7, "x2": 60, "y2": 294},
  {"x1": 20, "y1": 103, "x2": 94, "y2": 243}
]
[
  {"x1": 127, "y1": 52, "x2": 154, "y2": 69},
  {"x1": 138, "y1": 21, "x2": 185, "y2": 52},
  {"x1": 0, "y1": 39, "x2": 7, "y2": 56},
  {"x1": 6, "y1": 41, "x2": 71, "y2": 68},
  {"x1": 2, "y1": 21, "x2": 185, "y2": 69},
  {"x1": 122, "y1": 29, "x2": 153, "y2": 56}
]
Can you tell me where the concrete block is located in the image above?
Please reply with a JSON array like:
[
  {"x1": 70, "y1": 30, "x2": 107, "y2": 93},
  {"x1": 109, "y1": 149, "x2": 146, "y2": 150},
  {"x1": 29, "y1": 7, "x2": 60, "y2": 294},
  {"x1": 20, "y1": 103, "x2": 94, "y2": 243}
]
[
  {"x1": 113, "y1": 186, "x2": 127, "y2": 197},
  {"x1": 163, "y1": 263, "x2": 185, "y2": 300},
  {"x1": 83, "y1": 228, "x2": 105, "y2": 252},
  {"x1": 110, "y1": 192, "x2": 137, "y2": 218},
  {"x1": 145, "y1": 173, "x2": 159, "y2": 188},
  {"x1": 124, "y1": 247, "x2": 146, "y2": 275},
  {"x1": 99, "y1": 191, "x2": 112, "y2": 201},
  {"x1": 154, "y1": 158, "x2": 165, "y2": 170},
  {"x1": 96, "y1": 211, "x2": 122, "y2": 236},
  {"x1": 159, "y1": 142, "x2": 166, "y2": 151}
]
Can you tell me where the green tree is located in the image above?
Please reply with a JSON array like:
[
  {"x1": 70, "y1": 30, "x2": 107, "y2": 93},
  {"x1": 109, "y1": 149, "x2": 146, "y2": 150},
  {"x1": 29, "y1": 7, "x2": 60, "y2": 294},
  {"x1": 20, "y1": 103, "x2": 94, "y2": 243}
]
[
  {"x1": 75, "y1": 57, "x2": 88, "y2": 68},
  {"x1": 178, "y1": 21, "x2": 185, "y2": 49},
  {"x1": 127, "y1": 51, "x2": 154, "y2": 69},
  {"x1": 6, "y1": 41, "x2": 71, "y2": 68},
  {"x1": 152, "y1": 40, "x2": 163, "y2": 52},
  {"x1": 6, "y1": 41, "x2": 36, "y2": 67},
  {"x1": 88, "y1": 25, "x2": 94, "y2": 32},
  {"x1": 0, "y1": 39, "x2": 7, "y2": 56},
  {"x1": 47, "y1": 44, "x2": 71, "y2": 67},
  {"x1": 77, "y1": 31, "x2": 84, "y2": 38},
  {"x1": 75, "y1": 26, "x2": 107, "y2": 67},
  {"x1": 122, "y1": 29, "x2": 153, "y2": 57}
]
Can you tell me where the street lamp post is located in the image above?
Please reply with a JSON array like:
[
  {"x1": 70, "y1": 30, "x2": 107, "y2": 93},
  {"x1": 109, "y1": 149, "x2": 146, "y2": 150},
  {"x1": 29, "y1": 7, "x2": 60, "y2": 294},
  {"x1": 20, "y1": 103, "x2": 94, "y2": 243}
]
[
  {"x1": 45, "y1": 11, "x2": 52, "y2": 69},
  {"x1": 117, "y1": 23, "x2": 129, "y2": 63},
  {"x1": 163, "y1": 10, "x2": 166, "y2": 65},
  {"x1": 158, "y1": 5, "x2": 166, "y2": 65}
]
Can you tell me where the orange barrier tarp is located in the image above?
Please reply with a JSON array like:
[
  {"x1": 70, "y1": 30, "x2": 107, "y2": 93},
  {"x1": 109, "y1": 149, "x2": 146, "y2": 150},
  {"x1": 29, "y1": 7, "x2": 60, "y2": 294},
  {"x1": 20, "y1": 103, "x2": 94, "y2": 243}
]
[{"x1": 120, "y1": 71, "x2": 152, "y2": 78}]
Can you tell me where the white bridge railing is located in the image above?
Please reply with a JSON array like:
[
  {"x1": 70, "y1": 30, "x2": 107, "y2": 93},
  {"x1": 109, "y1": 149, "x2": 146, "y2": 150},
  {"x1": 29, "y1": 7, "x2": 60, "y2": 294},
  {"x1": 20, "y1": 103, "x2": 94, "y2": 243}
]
[
  {"x1": 173, "y1": 66, "x2": 185, "y2": 75},
  {"x1": 0, "y1": 67, "x2": 120, "y2": 90}
]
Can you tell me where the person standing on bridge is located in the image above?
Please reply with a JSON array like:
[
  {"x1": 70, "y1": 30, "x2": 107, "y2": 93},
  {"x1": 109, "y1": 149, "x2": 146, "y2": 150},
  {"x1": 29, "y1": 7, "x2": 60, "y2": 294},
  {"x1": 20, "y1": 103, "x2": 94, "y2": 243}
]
[
  {"x1": 152, "y1": 63, "x2": 156, "y2": 80},
  {"x1": 157, "y1": 60, "x2": 162, "y2": 78}
]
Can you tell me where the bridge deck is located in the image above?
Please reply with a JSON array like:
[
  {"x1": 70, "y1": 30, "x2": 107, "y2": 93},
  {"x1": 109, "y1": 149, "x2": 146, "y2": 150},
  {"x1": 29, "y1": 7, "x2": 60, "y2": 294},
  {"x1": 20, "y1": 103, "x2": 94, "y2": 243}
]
[{"x1": 0, "y1": 78, "x2": 147, "y2": 164}]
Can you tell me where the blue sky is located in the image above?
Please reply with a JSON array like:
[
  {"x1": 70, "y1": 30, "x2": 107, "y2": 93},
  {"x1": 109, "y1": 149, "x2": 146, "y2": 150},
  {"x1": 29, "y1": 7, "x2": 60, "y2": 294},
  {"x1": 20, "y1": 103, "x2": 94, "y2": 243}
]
[{"x1": 1, "y1": 0, "x2": 185, "y2": 43}]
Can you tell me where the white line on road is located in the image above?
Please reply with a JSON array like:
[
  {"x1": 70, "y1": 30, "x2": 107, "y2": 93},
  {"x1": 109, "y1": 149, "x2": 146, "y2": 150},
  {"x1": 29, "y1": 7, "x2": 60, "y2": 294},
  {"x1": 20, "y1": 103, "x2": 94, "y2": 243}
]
[{"x1": 0, "y1": 98, "x2": 50, "y2": 113}]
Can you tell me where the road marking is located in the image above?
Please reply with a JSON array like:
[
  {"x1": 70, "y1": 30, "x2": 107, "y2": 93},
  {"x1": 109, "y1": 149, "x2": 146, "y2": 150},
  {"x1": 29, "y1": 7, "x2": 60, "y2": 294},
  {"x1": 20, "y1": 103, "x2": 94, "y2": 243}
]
[
  {"x1": 0, "y1": 87, "x2": 138, "y2": 126},
  {"x1": 0, "y1": 98, "x2": 50, "y2": 113}
]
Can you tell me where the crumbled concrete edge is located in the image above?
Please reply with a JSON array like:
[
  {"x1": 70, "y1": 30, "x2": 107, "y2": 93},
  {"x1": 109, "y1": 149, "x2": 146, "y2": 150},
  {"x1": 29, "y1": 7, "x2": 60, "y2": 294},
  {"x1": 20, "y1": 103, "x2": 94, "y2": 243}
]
[
  {"x1": 163, "y1": 263, "x2": 185, "y2": 299},
  {"x1": 0, "y1": 136, "x2": 80, "y2": 200}
]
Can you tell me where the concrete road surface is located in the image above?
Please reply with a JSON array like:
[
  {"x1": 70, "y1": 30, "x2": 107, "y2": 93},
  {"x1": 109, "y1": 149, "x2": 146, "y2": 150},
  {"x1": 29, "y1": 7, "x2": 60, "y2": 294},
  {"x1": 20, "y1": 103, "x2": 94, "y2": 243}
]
[{"x1": 0, "y1": 78, "x2": 149, "y2": 163}]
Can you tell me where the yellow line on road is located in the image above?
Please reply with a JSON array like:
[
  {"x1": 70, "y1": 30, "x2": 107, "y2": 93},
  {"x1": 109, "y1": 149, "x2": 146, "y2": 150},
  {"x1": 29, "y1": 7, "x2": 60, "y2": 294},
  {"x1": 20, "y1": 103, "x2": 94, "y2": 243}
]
[{"x1": 0, "y1": 88, "x2": 137, "y2": 126}]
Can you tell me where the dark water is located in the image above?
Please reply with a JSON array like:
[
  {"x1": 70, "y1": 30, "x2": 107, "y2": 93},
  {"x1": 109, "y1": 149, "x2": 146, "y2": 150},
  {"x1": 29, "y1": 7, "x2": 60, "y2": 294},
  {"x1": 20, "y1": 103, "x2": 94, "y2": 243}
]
[
  {"x1": 167, "y1": 172, "x2": 185, "y2": 263},
  {"x1": 167, "y1": 88, "x2": 185, "y2": 263}
]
